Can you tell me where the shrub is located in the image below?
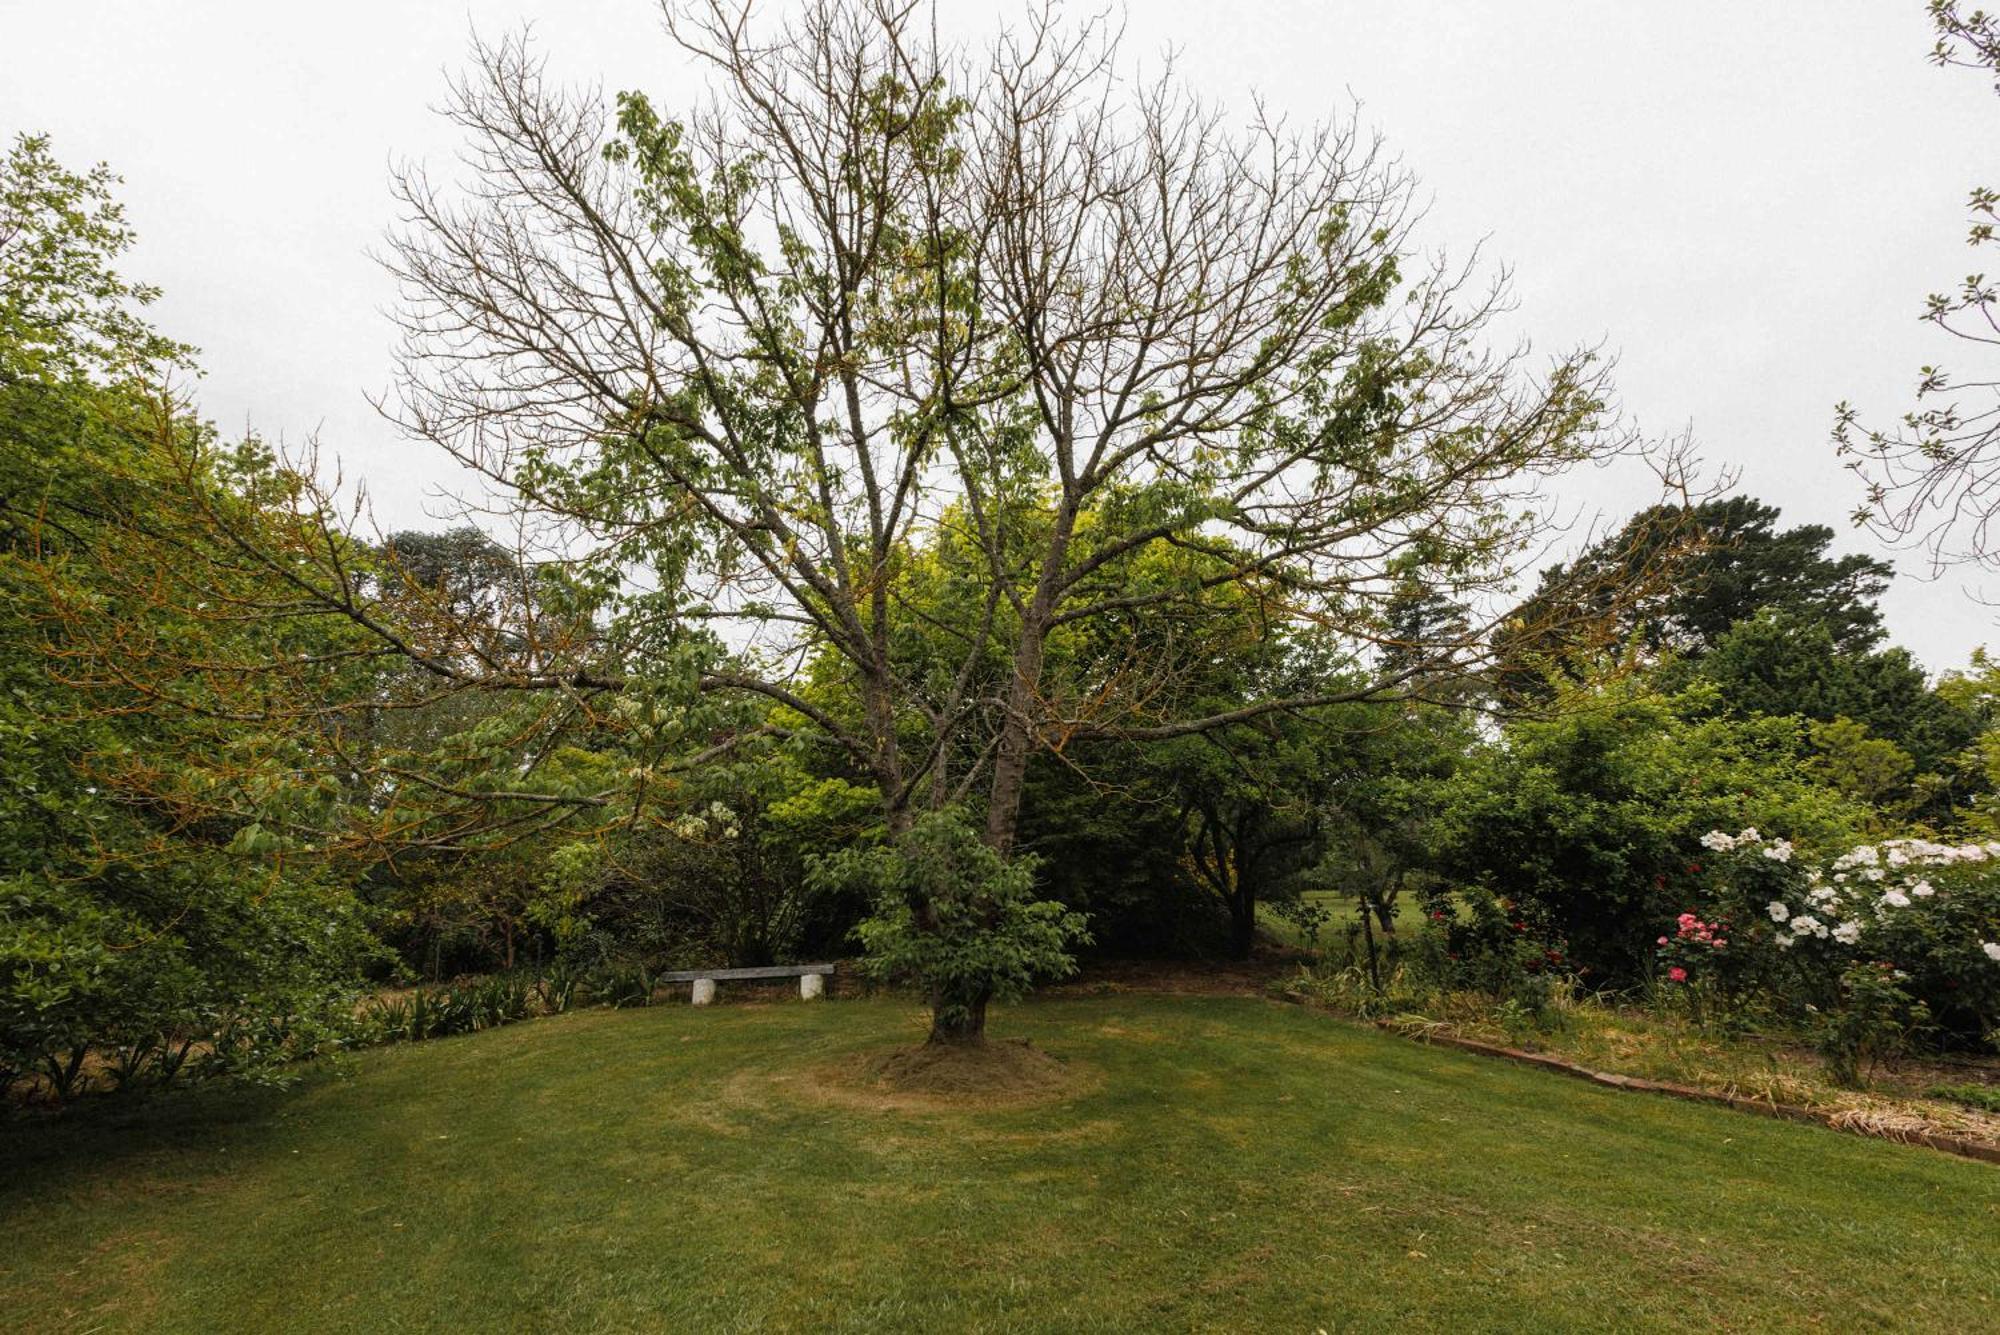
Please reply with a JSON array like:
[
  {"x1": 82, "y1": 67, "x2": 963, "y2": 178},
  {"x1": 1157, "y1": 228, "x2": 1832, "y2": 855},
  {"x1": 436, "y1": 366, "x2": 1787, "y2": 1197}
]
[
  {"x1": 1811, "y1": 961, "x2": 1932, "y2": 1087},
  {"x1": 2, "y1": 867, "x2": 380, "y2": 1102},
  {"x1": 1650, "y1": 910, "x2": 1761, "y2": 1032},
  {"x1": 1429, "y1": 679, "x2": 1867, "y2": 984},
  {"x1": 1410, "y1": 887, "x2": 1571, "y2": 1026}
]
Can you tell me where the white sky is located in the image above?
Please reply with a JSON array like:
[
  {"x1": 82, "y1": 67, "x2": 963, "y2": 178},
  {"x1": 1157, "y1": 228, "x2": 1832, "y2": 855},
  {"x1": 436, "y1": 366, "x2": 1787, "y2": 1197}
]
[{"x1": 3, "y1": 1, "x2": 1996, "y2": 670}]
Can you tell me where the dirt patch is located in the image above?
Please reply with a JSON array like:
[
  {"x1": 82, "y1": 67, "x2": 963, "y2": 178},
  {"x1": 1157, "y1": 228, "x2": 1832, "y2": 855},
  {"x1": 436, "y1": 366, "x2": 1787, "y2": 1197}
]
[{"x1": 800, "y1": 1039, "x2": 1094, "y2": 1114}]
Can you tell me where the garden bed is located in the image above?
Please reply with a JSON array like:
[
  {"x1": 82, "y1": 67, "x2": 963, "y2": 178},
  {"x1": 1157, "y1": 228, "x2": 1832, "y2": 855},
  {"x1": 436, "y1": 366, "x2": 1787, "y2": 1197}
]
[{"x1": 1279, "y1": 979, "x2": 2000, "y2": 1157}]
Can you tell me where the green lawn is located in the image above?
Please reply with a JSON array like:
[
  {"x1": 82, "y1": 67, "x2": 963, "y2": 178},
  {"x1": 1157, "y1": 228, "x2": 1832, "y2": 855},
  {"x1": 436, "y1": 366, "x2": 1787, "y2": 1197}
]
[
  {"x1": 4, "y1": 995, "x2": 1997, "y2": 1333},
  {"x1": 1258, "y1": 888, "x2": 1426, "y2": 952}
]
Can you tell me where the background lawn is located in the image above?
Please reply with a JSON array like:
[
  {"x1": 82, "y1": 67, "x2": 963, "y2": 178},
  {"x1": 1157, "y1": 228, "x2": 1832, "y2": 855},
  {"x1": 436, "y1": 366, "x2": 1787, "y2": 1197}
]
[
  {"x1": 1257, "y1": 889, "x2": 1429, "y2": 953},
  {"x1": 3, "y1": 994, "x2": 1996, "y2": 1333}
]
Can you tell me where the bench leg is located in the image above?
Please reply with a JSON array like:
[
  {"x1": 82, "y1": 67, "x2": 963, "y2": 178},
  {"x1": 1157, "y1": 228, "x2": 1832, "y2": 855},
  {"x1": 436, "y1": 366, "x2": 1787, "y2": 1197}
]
[
  {"x1": 691, "y1": 978, "x2": 717, "y2": 1006},
  {"x1": 799, "y1": 973, "x2": 825, "y2": 1001}
]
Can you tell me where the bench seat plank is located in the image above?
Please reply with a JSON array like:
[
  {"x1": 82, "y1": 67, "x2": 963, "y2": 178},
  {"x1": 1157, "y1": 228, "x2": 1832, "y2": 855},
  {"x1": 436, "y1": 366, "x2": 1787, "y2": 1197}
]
[{"x1": 655, "y1": 964, "x2": 836, "y2": 982}]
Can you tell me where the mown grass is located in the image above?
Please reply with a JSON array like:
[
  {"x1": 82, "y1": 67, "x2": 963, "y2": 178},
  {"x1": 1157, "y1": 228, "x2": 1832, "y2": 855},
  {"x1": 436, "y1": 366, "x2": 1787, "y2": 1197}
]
[
  {"x1": 1257, "y1": 887, "x2": 1423, "y2": 951},
  {"x1": 3, "y1": 994, "x2": 1997, "y2": 1332}
]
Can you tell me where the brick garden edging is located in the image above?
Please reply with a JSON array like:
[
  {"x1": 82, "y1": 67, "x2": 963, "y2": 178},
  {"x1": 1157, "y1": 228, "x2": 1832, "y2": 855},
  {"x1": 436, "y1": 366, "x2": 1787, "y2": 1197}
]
[
  {"x1": 1276, "y1": 990, "x2": 2000, "y2": 1166},
  {"x1": 1373, "y1": 1019, "x2": 2000, "y2": 1166}
]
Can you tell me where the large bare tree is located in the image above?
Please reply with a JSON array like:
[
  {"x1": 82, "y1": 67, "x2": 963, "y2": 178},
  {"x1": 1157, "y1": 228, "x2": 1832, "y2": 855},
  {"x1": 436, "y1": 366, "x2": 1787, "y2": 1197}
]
[
  {"x1": 1837, "y1": 1, "x2": 2000, "y2": 570},
  {"x1": 62, "y1": 0, "x2": 1682, "y2": 1042}
]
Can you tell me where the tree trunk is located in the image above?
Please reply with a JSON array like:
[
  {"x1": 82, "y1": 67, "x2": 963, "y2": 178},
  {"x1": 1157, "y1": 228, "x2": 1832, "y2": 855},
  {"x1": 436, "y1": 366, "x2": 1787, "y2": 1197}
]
[
  {"x1": 1359, "y1": 894, "x2": 1382, "y2": 993},
  {"x1": 1227, "y1": 892, "x2": 1257, "y2": 961},
  {"x1": 984, "y1": 505, "x2": 1078, "y2": 852},
  {"x1": 983, "y1": 625, "x2": 1046, "y2": 853},
  {"x1": 927, "y1": 991, "x2": 990, "y2": 1045},
  {"x1": 862, "y1": 665, "x2": 911, "y2": 838}
]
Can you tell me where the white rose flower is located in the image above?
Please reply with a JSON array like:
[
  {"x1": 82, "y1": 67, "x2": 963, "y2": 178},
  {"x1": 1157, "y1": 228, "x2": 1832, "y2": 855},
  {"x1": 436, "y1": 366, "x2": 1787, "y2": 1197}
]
[
  {"x1": 1766, "y1": 900, "x2": 1790, "y2": 923},
  {"x1": 1862, "y1": 868, "x2": 1886, "y2": 883},
  {"x1": 1737, "y1": 828, "x2": 1762, "y2": 845},
  {"x1": 1832, "y1": 921, "x2": 1862, "y2": 945},
  {"x1": 1790, "y1": 914, "x2": 1823, "y2": 939},
  {"x1": 1911, "y1": 880, "x2": 1935, "y2": 898},
  {"x1": 1762, "y1": 839, "x2": 1794, "y2": 864},
  {"x1": 1882, "y1": 889, "x2": 1911, "y2": 909},
  {"x1": 1700, "y1": 831, "x2": 1736, "y2": 852},
  {"x1": 1983, "y1": 942, "x2": 2000, "y2": 963}
]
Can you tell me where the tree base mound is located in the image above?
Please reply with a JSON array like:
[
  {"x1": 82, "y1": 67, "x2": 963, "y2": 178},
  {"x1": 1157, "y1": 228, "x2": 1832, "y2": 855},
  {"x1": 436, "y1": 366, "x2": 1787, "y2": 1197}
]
[
  {"x1": 865, "y1": 1037, "x2": 1072, "y2": 1100},
  {"x1": 796, "y1": 1037, "x2": 1085, "y2": 1112}
]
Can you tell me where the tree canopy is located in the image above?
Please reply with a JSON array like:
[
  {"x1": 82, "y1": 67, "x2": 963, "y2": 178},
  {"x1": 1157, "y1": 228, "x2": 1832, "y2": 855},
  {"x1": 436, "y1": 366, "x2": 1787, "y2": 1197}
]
[{"x1": 48, "y1": 2, "x2": 1672, "y2": 1042}]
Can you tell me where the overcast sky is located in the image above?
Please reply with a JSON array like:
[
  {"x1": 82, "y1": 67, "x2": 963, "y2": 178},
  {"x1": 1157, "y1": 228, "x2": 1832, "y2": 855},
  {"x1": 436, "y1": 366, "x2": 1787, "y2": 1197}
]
[{"x1": 4, "y1": 1, "x2": 1996, "y2": 669}]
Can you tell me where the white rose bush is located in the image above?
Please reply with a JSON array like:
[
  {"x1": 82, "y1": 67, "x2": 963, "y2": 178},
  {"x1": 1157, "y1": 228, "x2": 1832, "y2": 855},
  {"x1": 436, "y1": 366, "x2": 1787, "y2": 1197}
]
[{"x1": 1680, "y1": 828, "x2": 2000, "y2": 1079}]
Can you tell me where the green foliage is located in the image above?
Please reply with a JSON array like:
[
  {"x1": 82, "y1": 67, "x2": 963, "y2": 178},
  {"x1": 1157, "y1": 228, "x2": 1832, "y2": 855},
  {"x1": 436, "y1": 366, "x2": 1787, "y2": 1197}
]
[
  {"x1": 0, "y1": 131, "x2": 190, "y2": 384},
  {"x1": 350, "y1": 965, "x2": 679, "y2": 1048},
  {"x1": 1512, "y1": 495, "x2": 1892, "y2": 669},
  {"x1": 821, "y1": 810, "x2": 1089, "y2": 1038},
  {"x1": 1411, "y1": 887, "x2": 1570, "y2": 1024},
  {"x1": 1431, "y1": 677, "x2": 1868, "y2": 983},
  {"x1": 1496, "y1": 494, "x2": 1895, "y2": 704},
  {"x1": 0, "y1": 135, "x2": 381, "y2": 1101},
  {"x1": 1690, "y1": 613, "x2": 1979, "y2": 779},
  {"x1": 1646, "y1": 828, "x2": 2000, "y2": 1084},
  {"x1": 1650, "y1": 908, "x2": 1762, "y2": 1034},
  {"x1": 1809, "y1": 717, "x2": 1918, "y2": 816},
  {"x1": 1929, "y1": 1080, "x2": 2000, "y2": 1112},
  {"x1": 533, "y1": 759, "x2": 883, "y2": 973}
]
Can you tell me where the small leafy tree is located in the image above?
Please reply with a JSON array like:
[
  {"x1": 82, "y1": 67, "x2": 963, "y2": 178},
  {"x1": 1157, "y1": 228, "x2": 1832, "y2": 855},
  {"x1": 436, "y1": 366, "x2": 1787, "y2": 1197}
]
[{"x1": 821, "y1": 809, "x2": 1088, "y2": 1045}]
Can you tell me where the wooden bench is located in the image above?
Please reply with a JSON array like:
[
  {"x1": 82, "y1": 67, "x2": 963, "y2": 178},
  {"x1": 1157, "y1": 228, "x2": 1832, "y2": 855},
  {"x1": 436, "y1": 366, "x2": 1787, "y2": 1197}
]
[{"x1": 655, "y1": 963, "x2": 836, "y2": 1005}]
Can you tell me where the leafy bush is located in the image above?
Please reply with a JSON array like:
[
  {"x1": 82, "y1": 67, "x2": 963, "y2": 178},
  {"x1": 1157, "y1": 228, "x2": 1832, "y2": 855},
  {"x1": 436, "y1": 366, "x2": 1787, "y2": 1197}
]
[
  {"x1": 354, "y1": 972, "x2": 550, "y2": 1046},
  {"x1": 1410, "y1": 887, "x2": 1570, "y2": 1024},
  {"x1": 536, "y1": 767, "x2": 882, "y2": 972},
  {"x1": 1431, "y1": 679, "x2": 1868, "y2": 983},
  {"x1": 1650, "y1": 909, "x2": 1762, "y2": 1032},
  {"x1": 1, "y1": 866, "x2": 380, "y2": 1103},
  {"x1": 1811, "y1": 961, "x2": 1932, "y2": 1087}
]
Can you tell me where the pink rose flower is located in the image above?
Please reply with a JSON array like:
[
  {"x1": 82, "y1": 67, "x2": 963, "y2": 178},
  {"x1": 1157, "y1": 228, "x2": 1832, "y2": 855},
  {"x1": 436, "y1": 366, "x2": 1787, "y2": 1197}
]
[{"x1": 1668, "y1": 966, "x2": 1688, "y2": 983}]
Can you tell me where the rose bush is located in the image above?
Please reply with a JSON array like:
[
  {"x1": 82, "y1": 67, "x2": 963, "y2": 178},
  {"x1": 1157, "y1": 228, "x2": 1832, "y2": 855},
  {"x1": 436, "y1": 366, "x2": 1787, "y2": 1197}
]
[{"x1": 1682, "y1": 828, "x2": 2000, "y2": 1063}]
